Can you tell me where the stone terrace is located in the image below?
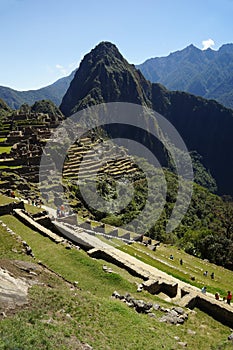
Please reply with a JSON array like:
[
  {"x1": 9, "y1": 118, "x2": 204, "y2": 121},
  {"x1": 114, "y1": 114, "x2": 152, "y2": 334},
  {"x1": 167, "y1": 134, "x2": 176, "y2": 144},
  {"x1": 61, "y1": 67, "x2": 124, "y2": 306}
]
[{"x1": 62, "y1": 135, "x2": 141, "y2": 183}]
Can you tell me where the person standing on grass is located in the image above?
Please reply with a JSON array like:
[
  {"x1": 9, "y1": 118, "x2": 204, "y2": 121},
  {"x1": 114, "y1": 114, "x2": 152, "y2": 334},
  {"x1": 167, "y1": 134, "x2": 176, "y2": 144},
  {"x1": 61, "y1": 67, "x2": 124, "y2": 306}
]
[{"x1": 226, "y1": 291, "x2": 232, "y2": 305}]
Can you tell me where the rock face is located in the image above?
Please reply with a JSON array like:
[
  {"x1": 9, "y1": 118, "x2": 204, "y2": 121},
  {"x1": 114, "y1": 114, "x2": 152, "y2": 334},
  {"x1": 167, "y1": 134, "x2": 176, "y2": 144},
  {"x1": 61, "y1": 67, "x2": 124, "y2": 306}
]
[
  {"x1": 0, "y1": 260, "x2": 41, "y2": 311},
  {"x1": 60, "y1": 41, "x2": 233, "y2": 196}
]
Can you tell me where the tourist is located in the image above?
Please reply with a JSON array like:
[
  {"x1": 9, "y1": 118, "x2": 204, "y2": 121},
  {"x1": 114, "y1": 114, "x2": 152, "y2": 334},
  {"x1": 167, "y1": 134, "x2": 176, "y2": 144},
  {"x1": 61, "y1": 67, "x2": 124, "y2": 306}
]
[
  {"x1": 226, "y1": 291, "x2": 232, "y2": 305},
  {"x1": 215, "y1": 292, "x2": 220, "y2": 300},
  {"x1": 169, "y1": 254, "x2": 174, "y2": 260},
  {"x1": 60, "y1": 204, "x2": 65, "y2": 217},
  {"x1": 201, "y1": 286, "x2": 207, "y2": 294},
  {"x1": 56, "y1": 207, "x2": 61, "y2": 218},
  {"x1": 211, "y1": 272, "x2": 214, "y2": 279},
  {"x1": 203, "y1": 270, "x2": 208, "y2": 277},
  {"x1": 180, "y1": 258, "x2": 183, "y2": 265}
]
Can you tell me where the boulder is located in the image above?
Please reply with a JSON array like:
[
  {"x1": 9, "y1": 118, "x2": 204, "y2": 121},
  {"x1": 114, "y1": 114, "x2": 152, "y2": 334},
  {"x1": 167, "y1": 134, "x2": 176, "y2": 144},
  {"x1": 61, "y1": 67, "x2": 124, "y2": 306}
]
[
  {"x1": 172, "y1": 306, "x2": 185, "y2": 315},
  {"x1": 177, "y1": 342, "x2": 188, "y2": 347}
]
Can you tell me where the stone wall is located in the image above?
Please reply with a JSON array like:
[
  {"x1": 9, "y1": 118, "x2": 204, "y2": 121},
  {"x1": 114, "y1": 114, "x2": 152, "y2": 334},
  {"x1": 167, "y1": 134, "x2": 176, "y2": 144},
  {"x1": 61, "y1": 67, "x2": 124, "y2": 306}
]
[
  {"x1": 143, "y1": 279, "x2": 178, "y2": 298},
  {"x1": 0, "y1": 201, "x2": 25, "y2": 216},
  {"x1": 56, "y1": 214, "x2": 77, "y2": 226},
  {"x1": 196, "y1": 295, "x2": 233, "y2": 328},
  {"x1": 13, "y1": 209, "x2": 63, "y2": 244}
]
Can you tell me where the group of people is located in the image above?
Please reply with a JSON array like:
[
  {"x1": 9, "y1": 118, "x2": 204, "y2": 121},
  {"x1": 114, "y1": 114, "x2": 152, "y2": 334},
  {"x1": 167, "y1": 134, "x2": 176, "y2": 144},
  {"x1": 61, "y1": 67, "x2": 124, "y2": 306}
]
[
  {"x1": 56, "y1": 204, "x2": 72, "y2": 218},
  {"x1": 168, "y1": 255, "x2": 232, "y2": 306},
  {"x1": 27, "y1": 197, "x2": 43, "y2": 207},
  {"x1": 219, "y1": 290, "x2": 232, "y2": 305},
  {"x1": 201, "y1": 287, "x2": 232, "y2": 305},
  {"x1": 203, "y1": 270, "x2": 215, "y2": 279}
]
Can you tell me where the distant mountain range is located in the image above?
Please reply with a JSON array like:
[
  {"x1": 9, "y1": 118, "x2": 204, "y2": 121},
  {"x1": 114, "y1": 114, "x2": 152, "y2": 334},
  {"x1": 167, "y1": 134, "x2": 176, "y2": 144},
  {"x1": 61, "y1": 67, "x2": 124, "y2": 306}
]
[
  {"x1": 60, "y1": 41, "x2": 233, "y2": 196},
  {"x1": 0, "y1": 70, "x2": 76, "y2": 109},
  {"x1": 137, "y1": 44, "x2": 233, "y2": 109},
  {"x1": 1, "y1": 43, "x2": 233, "y2": 110}
]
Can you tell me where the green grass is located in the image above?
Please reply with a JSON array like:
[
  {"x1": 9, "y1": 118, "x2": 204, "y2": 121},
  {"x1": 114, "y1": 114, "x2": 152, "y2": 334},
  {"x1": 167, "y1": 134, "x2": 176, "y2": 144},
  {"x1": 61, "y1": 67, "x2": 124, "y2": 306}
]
[
  {"x1": 0, "y1": 194, "x2": 19, "y2": 205},
  {"x1": 0, "y1": 165, "x2": 22, "y2": 169},
  {"x1": 0, "y1": 145, "x2": 12, "y2": 154},
  {"x1": 0, "y1": 215, "x2": 139, "y2": 298},
  {"x1": 119, "y1": 242, "x2": 233, "y2": 297},
  {"x1": 0, "y1": 216, "x2": 232, "y2": 349},
  {"x1": 0, "y1": 138, "x2": 6, "y2": 142},
  {"x1": 24, "y1": 203, "x2": 44, "y2": 215},
  {"x1": 0, "y1": 194, "x2": 44, "y2": 214}
]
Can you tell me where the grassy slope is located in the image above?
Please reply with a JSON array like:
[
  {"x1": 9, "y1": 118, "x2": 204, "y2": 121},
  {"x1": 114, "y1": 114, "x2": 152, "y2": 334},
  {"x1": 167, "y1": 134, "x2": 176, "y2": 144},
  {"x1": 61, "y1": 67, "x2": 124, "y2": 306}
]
[
  {"x1": 0, "y1": 215, "x2": 232, "y2": 349},
  {"x1": 0, "y1": 194, "x2": 18, "y2": 205}
]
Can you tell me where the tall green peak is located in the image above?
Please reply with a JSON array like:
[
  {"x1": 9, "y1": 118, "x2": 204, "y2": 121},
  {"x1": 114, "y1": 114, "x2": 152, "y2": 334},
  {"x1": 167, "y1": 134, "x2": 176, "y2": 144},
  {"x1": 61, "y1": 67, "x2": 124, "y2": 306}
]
[{"x1": 60, "y1": 41, "x2": 151, "y2": 115}]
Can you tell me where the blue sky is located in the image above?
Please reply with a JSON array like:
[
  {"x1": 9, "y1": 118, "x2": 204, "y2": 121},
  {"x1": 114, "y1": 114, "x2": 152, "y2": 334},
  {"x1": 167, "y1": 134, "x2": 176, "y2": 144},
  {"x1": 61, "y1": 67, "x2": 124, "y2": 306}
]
[{"x1": 1, "y1": 0, "x2": 232, "y2": 90}]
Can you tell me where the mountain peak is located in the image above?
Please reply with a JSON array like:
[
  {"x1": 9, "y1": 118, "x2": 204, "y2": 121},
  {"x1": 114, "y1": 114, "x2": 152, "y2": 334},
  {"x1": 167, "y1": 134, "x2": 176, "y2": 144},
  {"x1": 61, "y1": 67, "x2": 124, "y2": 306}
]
[
  {"x1": 91, "y1": 41, "x2": 121, "y2": 55},
  {"x1": 219, "y1": 43, "x2": 233, "y2": 54},
  {"x1": 60, "y1": 42, "x2": 151, "y2": 115},
  {"x1": 186, "y1": 44, "x2": 199, "y2": 50},
  {"x1": 80, "y1": 41, "x2": 124, "y2": 66}
]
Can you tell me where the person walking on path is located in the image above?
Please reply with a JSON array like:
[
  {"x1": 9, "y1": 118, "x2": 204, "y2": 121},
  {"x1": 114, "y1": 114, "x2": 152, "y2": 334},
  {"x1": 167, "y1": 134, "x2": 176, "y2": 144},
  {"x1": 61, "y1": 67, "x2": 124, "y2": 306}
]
[
  {"x1": 226, "y1": 291, "x2": 232, "y2": 305},
  {"x1": 201, "y1": 286, "x2": 207, "y2": 294}
]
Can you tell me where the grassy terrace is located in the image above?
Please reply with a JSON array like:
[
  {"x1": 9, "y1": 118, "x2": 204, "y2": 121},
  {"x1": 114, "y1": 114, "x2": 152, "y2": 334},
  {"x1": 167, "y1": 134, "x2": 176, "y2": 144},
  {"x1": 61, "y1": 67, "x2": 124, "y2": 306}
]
[
  {"x1": 0, "y1": 215, "x2": 232, "y2": 349},
  {"x1": 0, "y1": 145, "x2": 12, "y2": 154},
  {"x1": 0, "y1": 194, "x2": 18, "y2": 205},
  {"x1": 0, "y1": 165, "x2": 22, "y2": 169},
  {"x1": 0, "y1": 194, "x2": 43, "y2": 215},
  {"x1": 119, "y1": 242, "x2": 233, "y2": 297}
]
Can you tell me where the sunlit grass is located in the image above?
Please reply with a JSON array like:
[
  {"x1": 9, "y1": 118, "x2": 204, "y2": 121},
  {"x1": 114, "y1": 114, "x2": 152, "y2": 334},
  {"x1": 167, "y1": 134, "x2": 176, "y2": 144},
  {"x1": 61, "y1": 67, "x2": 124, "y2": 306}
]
[
  {"x1": 0, "y1": 145, "x2": 12, "y2": 154},
  {"x1": 0, "y1": 215, "x2": 232, "y2": 349}
]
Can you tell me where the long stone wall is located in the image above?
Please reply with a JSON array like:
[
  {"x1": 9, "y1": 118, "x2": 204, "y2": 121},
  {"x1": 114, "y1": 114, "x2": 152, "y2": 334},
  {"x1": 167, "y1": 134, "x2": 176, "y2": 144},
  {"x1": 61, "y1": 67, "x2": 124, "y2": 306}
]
[
  {"x1": 13, "y1": 209, "x2": 63, "y2": 244},
  {"x1": 196, "y1": 294, "x2": 233, "y2": 328}
]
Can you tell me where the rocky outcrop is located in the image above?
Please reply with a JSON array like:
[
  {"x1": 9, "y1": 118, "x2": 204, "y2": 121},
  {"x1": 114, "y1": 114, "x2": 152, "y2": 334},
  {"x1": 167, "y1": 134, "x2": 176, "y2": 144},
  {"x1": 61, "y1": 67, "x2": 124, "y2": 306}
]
[
  {"x1": 0, "y1": 260, "x2": 43, "y2": 312},
  {"x1": 111, "y1": 291, "x2": 189, "y2": 324}
]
